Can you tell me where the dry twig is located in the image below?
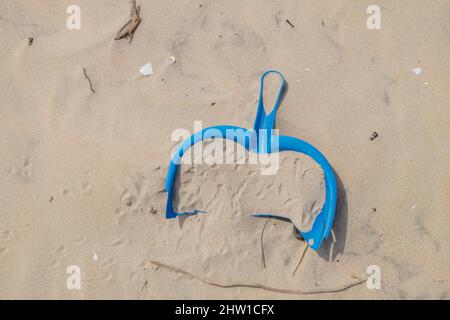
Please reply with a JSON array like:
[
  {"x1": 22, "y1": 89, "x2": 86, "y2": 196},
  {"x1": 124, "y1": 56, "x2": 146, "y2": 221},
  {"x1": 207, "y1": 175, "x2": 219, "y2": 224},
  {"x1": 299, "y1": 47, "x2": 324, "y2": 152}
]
[
  {"x1": 147, "y1": 260, "x2": 367, "y2": 295},
  {"x1": 115, "y1": 0, "x2": 141, "y2": 43},
  {"x1": 83, "y1": 68, "x2": 95, "y2": 94},
  {"x1": 285, "y1": 19, "x2": 295, "y2": 28},
  {"x1": 139, "y1": 280, "x2": 148, "y2": 299},
  {"x1": 260, "y1": 217, "x2": 271, "y2": 269},
  {"x1": 292, "y1": 244, "x2": 309, "y2": 277}
]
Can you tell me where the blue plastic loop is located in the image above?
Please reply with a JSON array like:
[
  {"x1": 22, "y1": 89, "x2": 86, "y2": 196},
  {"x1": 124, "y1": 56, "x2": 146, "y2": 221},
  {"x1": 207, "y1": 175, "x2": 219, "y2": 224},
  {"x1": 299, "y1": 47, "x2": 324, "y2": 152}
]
[{"x1": 253, "y1": 70, "x2": 285, "y2": 131}]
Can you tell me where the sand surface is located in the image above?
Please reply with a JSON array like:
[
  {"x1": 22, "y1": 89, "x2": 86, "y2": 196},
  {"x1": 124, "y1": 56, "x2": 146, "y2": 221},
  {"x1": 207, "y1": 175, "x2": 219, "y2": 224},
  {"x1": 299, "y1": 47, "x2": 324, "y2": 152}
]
[
  {"x1": 0, "y1": 0, "x2": 449, "y2": 299},
  {"x1": 176, "y1": 149, "x2": 325, "y2": 233}
]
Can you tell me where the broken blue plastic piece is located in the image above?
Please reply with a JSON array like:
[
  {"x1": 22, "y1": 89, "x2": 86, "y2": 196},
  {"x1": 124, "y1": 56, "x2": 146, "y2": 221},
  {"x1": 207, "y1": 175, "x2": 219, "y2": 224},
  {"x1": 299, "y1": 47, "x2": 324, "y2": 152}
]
[{"x1": 164, "y1": 70, "x2": 337, "y2": 251}]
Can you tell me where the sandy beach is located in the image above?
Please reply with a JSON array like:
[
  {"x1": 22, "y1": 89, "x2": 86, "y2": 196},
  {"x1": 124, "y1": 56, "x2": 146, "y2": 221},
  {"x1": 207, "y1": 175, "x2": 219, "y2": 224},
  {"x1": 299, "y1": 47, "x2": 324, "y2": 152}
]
[{"x1": 0, "y1": 0, "x2": 449, "y2": 299}]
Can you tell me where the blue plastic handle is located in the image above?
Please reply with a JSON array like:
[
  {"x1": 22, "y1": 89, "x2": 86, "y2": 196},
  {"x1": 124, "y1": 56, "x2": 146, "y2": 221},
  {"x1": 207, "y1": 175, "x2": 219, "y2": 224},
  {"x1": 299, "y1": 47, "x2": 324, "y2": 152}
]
[{"x1": 254, "y1": 71, "x2": 285, "y2": 131}]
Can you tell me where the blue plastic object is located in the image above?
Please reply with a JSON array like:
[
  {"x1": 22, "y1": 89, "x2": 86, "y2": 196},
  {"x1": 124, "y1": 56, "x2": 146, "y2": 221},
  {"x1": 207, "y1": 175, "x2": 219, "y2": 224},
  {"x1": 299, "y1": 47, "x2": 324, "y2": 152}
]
[{"x1": 164, "y1": 70, "x2": 337, "y2": 251}]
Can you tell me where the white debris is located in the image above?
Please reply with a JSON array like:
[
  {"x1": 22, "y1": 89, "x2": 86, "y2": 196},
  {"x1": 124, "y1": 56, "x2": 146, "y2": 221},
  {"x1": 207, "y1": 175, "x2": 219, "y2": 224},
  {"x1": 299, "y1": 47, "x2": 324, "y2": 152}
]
[
  {"x1": 165, "y1": 56, "x2": 176, "y2": 65},
  {"x1": 140, "y1": 63, "x2": 154, "y2": 77},
  {"x1": 411, "y1": 67, "x2": 422, "y2": 76},
  {"x1": 411, "y1": 204, "x2": 416, "y2": 210},
  {"x1": 305, "y1": 68, "x2": 310, "y2": 72},
  {"x1": 424, "y1": 82, "x2": 429, "y2": 86},
  {"x1": 93, "y1": 253, "x2": 98, "y2": 261}
]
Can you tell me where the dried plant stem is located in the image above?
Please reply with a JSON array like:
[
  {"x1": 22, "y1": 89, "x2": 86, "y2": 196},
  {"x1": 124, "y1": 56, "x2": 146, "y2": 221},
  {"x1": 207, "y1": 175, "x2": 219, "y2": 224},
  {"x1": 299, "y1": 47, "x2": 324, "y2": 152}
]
[
  {"x1": 83, "y1": 67, "x2": 95, "y2": 94},
  {"x1": 260, "y1": 217, "x2": 271, "y2": 268},
  {"x1": 285, "y1": 19, "x2": 295, "y2": 28},
  {"x1": 114, "y1": 0, "x2": 141, "y2": 43},
  {"x1": 138, "y1": 280, "x2": 148, "y2": 299},
  {"x1": 292, "y1": 244, "x2": 309, "y2": 277},
  {"x1": 147, "y1": 260, "x2": 367, "y2": 295}
]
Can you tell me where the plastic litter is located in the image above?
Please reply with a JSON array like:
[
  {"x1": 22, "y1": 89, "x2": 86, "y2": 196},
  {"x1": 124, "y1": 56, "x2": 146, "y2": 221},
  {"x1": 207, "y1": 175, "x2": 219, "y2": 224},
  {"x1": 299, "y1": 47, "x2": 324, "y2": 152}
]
[
  {"x1": 164, "y1": 70, "x2": 337, "y2": 251},
  {"x1": 165, "y1": 56, "x2": 176, "y2": 65},
  {"x1": 140, "y1": 63, "x2": 153, "y2": 76},
  {"x1": 411, "y1": 67, "x2": 422, "y2": 75}
]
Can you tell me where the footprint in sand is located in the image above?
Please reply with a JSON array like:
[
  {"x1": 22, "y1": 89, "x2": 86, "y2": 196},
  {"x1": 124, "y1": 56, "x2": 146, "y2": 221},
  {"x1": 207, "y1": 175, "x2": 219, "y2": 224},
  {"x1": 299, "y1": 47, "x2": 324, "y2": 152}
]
[
  {"x1": 121, "y1": 191, "x2": 137, "y2": 209},
  {"x1": 47, "y1": 259, "x2": 60, "y2": 268},
  {"x1": 118, "y1": 172, "x2": 164, "y2": 220},
  {"x1": 81, "y1": 181, "x2": 92, "y2": 195},
  {"x1": 9, "y1": 156, "x2": 33, "y2": 182},
  {"x1": 114, "y1": 208, "x2": 126, "y2": 219},
  {"x1": 0, "y1": 246, "x2": 8, "y2": 256},
  {"x1": 55, "y1": 245, "x2": 68, "y2": 257},
  {"x1": 101, "y1": 256, "x2": 117, "y2": 269},
  {"x1": 110, "y1": 237, "x2": 128, "y2": 248},
  {"x1": 71, "y1": 236, "x2": 86, "y2": 245},
  {"x1": 89, "y1": 271, "x2": 113, "y2": 283},
  {"x1": 0, "y1": 230, "x2": 13, "y2": 241}
]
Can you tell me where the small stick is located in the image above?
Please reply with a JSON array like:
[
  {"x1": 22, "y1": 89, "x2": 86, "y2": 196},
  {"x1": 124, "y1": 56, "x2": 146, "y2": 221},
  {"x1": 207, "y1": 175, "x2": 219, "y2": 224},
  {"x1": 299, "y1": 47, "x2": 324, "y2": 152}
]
[
  {"x1": 260, "y1": 217, "x2": 271, "y2": 269},
  {"x1": 83, "y1": 67, "x2": 95, "y2": 94},
  {"x1": 369, "y1": 131, "x2": 379, "y2": 141},
  {"x1": 292, "y1": 244, "x2": 309, "y2": 277},
  {"x1": 329, "y1": 228, "x2": 336, "y2": 261},
  {"x1": 114, "y1": 0, "x2": 141, "y2": 43},
  {"x1": 139, "y1": 280, "x2": 148, "y2": 299},
  {"x1": 147, "y1": 260, "x2": 367, "y2": 295},
  {"x1": 286, "y1": 19, "x2": 295, "y2": 28}
]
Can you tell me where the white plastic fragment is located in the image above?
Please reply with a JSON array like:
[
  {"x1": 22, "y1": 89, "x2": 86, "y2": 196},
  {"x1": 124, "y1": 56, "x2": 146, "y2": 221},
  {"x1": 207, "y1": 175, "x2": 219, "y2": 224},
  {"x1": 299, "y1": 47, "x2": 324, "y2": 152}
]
[
  {"x1": 93, "y1": 253, "x2": 98, "y2": 261},
  {"x1": 165, "y1": 56, "x2": 176, "y2": 65},
  {"x1": 411, "y1": 67, "x2": 422, "y2": 76},
  {"x1": 140, "y1": 63, "x2": 154, "y2": 76}
]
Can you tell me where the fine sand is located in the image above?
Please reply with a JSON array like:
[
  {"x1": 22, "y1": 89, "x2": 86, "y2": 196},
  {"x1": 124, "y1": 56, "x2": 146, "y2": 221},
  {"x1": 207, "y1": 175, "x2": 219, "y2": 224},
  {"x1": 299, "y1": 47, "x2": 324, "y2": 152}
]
[{"x1": 0, "y1": 0, "x2": 449, "y2": 299}]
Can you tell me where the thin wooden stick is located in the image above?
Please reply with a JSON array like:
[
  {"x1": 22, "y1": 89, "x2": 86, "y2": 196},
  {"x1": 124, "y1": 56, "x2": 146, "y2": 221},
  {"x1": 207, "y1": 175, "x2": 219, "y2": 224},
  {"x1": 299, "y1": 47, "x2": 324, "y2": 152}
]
[
  {"x1": 115, "y1": 19, "x2": 132, "y2": 40},
  {"x1": 114, "y1": 0, "x2": 141, "y2": 43},
  {"x1": 138, "y1": 280, "x2": 148, "y2": 299},
  {"x1": 147, "y1": 260, "x2": 367, "y2": 295},
  {"x1": 329, "y1": 228, "x2": 337, "y2": 261},
  {"x1": 292, "y1": 244, "x2": 308, "y2": 277},
  {"x1": 260, "y1": 217, "x2": 271, "y2": 268},
  {"x1": 285, "y1": 19, "x2": 295, "y2": 28},
  {"x1": 83, "y1": 67, "x2": 95, "y2": 94}
]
